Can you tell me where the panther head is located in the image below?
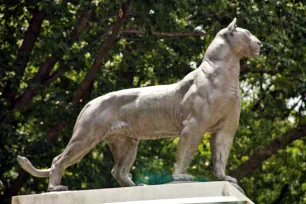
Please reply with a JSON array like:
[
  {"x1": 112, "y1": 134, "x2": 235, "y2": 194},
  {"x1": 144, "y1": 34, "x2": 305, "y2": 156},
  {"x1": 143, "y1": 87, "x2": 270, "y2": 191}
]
[{"x1": 217, "y1": 18, "x2": 262, "y2": 58}]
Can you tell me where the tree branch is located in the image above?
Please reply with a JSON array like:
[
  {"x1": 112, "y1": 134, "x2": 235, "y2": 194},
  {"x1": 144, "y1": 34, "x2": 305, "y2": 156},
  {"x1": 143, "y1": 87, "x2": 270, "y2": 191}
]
[
  {"x1": 231, "y1": 124, "x2": 306, "y2": 180},
  {"x1": 44, "y1": 71, "x2": 63, "y2": 85},
  {"x1": 47, "y1": 123, "x2": 65, "y2": 142},
  {"x1": 120, "y1": 29, "x2": 208, "y2": 37},
  {"x1": 71, "y1": 9, "x2": 93, "y2": 42},
  {"x1": 271, "y1": 184, "x2": 289, "y2": 204},
  {"x1": 14, "y1": 56, "x2": 58, "y2": 109},
  {"x1": 2, "y1": 9, "x2": 46, "y2": 105},
  {"x1": 35, "y1": 23, "x2": 115, "y2": 88},
  {"x1": 73, "y1": 0, "x2": 131, "y2": 104},
  {"x1": 12, "y1": 9, "x2": 93, "y2": 111},
  {"x1": 250, "y1": 83, "x2": 275, "y2": 112}
]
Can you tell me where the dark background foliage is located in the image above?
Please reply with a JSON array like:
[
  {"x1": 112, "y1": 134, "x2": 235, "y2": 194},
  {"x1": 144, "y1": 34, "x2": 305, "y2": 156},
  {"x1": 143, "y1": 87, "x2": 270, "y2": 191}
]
[{"x1": 0, "y1": 0, "x2": 305, "y2": 203}]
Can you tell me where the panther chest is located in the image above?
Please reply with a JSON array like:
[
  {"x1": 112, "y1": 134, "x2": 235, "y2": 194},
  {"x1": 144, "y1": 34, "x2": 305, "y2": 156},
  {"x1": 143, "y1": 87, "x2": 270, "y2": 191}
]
[{"x1": 205, "y1": 85, "x2": 240, "y2": 126}]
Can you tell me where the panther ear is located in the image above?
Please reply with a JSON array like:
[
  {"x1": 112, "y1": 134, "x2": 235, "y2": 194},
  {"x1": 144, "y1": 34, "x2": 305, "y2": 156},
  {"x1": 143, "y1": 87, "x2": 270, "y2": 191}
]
[{"x1": 227, "y1": 18, "x2": 237, "y2": 31}]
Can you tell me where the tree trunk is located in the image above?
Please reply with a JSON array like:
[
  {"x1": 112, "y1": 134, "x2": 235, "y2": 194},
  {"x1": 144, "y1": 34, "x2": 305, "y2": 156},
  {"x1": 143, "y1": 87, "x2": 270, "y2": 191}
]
[{"x1": 231, "y1": 125, "x2": 306, "y2": 180}]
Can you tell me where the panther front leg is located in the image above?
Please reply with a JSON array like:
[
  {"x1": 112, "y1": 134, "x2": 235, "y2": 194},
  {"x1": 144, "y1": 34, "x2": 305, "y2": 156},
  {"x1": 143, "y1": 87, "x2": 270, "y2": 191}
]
[
  {"x1": 210, "y1": 110, "x2": 240, "y2": 185},
  {"x1": 210, "y1": 129, "x2": 237, "y2": 184},
  {"x1": 173, "y1": 117, "x2": 204, "y2": 181},
  {"x1": 210, "y1": 123, "x2": 246, "y2": 194}
]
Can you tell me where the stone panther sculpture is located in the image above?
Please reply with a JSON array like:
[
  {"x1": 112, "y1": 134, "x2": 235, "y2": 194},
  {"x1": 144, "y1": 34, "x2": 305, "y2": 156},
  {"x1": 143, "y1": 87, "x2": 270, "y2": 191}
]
[{"x1": 17, "y1": 18, "x2": 261, "y2": 191}]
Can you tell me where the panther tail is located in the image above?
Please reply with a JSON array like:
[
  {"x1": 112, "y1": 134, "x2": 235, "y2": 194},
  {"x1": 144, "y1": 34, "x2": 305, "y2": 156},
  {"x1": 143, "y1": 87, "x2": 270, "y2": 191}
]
[{"x1": 17, "y1": 156, "x2": 50, "y2": 178}]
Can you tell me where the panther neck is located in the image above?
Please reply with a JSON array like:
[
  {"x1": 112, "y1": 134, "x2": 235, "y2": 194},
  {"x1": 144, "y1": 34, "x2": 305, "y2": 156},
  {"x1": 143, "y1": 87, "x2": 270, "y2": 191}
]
[{"x1": 202, "y1": 37, "x2": 241, "y2": 78}]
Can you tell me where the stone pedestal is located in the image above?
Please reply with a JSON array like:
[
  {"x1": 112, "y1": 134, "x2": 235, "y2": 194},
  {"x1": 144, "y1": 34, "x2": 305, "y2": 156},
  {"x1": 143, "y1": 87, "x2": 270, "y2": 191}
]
[{"x1": 12, "y1": 181, "x2": 254, "y2": 204}]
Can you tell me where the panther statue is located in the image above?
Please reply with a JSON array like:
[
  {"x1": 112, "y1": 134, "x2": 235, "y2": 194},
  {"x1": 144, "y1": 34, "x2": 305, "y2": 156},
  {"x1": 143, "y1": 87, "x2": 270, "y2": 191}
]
[{"x1": 18, "y1": 18, "x2": 261, "y2": 191}]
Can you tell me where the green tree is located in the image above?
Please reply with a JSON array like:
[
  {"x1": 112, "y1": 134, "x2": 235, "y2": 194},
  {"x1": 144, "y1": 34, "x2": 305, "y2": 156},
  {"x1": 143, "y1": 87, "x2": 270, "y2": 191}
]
[{"x1": 0, "y1": 1, "x2": 305, "y2": 204}]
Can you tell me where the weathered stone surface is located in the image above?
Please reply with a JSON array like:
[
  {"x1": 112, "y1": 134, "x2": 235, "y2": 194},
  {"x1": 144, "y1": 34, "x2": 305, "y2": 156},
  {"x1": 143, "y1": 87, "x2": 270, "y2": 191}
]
[
  {"x1": 12, "y1": 182, "x2": 254, "y2": 204},
  {"x1": 17, "y1": 18, "x2": 262, "y2": 192}
]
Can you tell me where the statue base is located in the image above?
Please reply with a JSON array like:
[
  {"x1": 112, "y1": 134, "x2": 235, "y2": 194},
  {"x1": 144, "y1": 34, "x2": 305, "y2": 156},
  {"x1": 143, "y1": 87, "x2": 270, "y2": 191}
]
[{"x1": 12, "y1": 181, "x2": 254, "y2": 204}]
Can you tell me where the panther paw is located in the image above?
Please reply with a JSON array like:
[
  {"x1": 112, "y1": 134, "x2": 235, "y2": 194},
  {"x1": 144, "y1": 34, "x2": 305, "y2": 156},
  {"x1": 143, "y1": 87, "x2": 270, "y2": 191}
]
[
  {"x1": 221, "y1": 175, "x2": 237, "y2": 184},
  {"x1": 137, "y1": 183, "x2": 147, "y2": 186},
  {"x1": 48, "y1": 185, "x2": 68, "y2": 191},
  {"x1": 172, "y1": 174, "x2": 195, "y2": 181}
]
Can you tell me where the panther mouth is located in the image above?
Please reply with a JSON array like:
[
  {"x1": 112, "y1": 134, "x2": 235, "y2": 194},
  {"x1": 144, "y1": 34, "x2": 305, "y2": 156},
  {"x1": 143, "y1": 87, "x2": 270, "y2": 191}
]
[
  {"x1": 253, "y1": 51, "x2": 260, "y2": 56},
  {"x1": 248, "y1": 44, "x2": 261, "y2": 58},
  {"x1": 251, "y1": 48, "x2": 260, "y2": 57}
]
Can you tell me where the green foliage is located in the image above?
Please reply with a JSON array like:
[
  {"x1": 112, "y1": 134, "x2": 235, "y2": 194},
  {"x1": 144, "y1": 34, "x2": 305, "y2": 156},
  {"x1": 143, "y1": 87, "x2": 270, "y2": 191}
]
[{"x1": 0, "y1": 0, "x2": 305, "y2": 204}]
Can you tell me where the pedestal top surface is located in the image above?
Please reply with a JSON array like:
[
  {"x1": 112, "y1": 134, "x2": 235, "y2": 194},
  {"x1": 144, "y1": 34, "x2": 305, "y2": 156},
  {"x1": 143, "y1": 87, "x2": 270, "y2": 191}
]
[{"x1": 12, "y1": 181, "x2": 254, "y2": 204}]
